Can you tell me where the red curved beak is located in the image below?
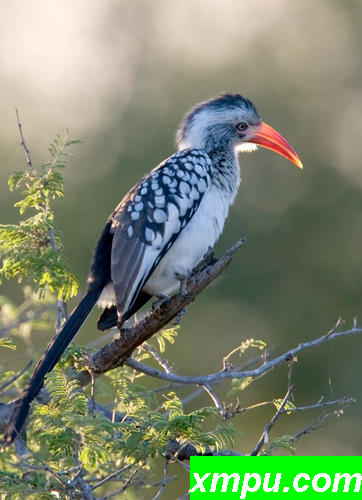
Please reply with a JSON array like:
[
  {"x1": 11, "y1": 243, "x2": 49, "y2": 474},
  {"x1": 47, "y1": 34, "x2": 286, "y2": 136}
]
[{"x1": 248, "y1": 121, "x2": 303, "y2": 170}]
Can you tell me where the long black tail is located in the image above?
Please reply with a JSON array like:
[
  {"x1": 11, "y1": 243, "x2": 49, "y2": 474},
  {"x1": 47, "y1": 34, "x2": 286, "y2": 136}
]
[{"x1": 3, "y1": 289, "x2": 101, "y2": 447}]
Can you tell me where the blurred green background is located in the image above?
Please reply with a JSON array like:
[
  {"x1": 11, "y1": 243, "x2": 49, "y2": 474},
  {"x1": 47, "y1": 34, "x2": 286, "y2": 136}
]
[{"x1": 1, "y1": 0, "x2": 362, "y2": 482}]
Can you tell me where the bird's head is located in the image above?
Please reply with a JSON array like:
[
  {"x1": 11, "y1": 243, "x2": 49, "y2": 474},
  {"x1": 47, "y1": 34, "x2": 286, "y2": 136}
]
[{"x1": 176, "y1": 93, "x2": 303, "y2": 169}]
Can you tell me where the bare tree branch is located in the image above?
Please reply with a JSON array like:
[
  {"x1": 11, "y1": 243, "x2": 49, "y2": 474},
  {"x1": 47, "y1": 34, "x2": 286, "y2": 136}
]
[
  {"x1": 282, "y1": 396, "x2": 355, "y2": 415},
  {"x1": 123, "y1": 322, "x2": 362, "y2": 386}
]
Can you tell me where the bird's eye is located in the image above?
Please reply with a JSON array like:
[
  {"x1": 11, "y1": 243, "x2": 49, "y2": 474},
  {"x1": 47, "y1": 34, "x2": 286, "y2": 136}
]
[{"x1": 236, "y1": 122, "x2": 248, "y2": 132}]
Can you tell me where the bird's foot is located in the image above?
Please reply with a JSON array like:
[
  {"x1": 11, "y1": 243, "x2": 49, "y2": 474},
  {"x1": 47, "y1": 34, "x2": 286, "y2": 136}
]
[
  {"x1": 193, "y1": 246, "x2": 217, "y2": 274},
  {"x1": 152, "y1": 294, "x2": 170, "y2": 312},
  {"x1": 175, "y1": 272, "x2": 191, "y2": 299},
  {"x1": 203, "y1": 246, "x2": 217, "y2": 265},
  {"x1": 172, "y1": 307, "x2": 187, "y2": 325}
]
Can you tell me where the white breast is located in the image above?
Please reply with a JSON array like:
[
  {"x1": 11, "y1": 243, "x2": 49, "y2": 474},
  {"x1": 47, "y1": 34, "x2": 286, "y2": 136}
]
[{"x1": 142, "y1": 185, "x2": 234, "y2": 296}]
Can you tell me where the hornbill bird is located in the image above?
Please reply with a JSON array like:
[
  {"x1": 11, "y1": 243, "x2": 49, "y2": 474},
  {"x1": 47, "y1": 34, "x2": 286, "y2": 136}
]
[{"x1": 3, "y1": 93, "x2": 303, "y2": 446}]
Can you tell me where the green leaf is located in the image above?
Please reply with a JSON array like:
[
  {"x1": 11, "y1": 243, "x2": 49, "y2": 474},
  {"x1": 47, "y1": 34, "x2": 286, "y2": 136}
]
[
  {"x1": 264, "y1": 435, "x2": 296, "y2": 456},
  {"x1": 65, "y1": 139, "x2": 83, "y2": 146},
  {"x1": 8, "y1": 171, "x2": 25, "y2": 191},
  {"x1": 0, "y1": 337, "x2": 16, "y2": 350},
  {"x1": 227, "y1": 376, "x2": 254, "y2": 396},
  {"x1": 155, "y1": 326, "x2": 179, "y2": 353},
  {"x1": 272, "y1": 398, "x2": 296, "y2": 413}
]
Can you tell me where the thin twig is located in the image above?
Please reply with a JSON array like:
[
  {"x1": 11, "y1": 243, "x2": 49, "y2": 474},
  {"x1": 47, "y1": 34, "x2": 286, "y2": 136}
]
[
  {"x1": 287, "y1": 355, "x2": 296, "y2": 391},
  {"x1": 223, "y1": 341, "x2": 264, "y2": 370},
  {"x1": 141, "y1": 343, "x2": 173, "y2": 374},
  {"x1": 250, "y1": 385, "x2": 295, "y2": 456},
  {"x1": 15, "y1": 109, "x2": 33, "y2": 170},
  {"x1": 181, "y1": 387, "x2": 205, "y2": 405},
  {"x1": 102, "y1": 462, "x2": 145, "y2": 499},
  {"x1": 202, "y1": 384, "x2": 226, "y2": 419},
  {"x1": 282, "y1": 396, "x2": 355, "y2": 414},
  {"x1": 172, "y1": 455, "x2": 190, "y2": 472},
  {"x1": 0, "y1": 360, "x2": 32, "y2": 395},
  {"x1": 153, "y1": 460, "x2": 169, "y2": 500},
  {"x1": 224, "y1": 400, "x2": 270, "y2": 420},
  {"x1": 293, "y1": 413, "x2": 330, "y2": 441},
  {"x1": 292, "y1": 401, "x2": 349, "y2": 444},
  {"x1": 91, "y1": 464, "x2": 133, "y2": 491},
  {"x1": 326, "y1": 316, "x2": 345, "y2": 337},
  {"x1": 48, "y1": 228, "x2": 66, "y2": 332},
  {"x1": 17, "y1": 453, "x2": 70, "y2": 488},
  {"x1": 178, "y1": 493, "x2": 190, "y2": 500},
  {"x1": 88, "y1": 368, "x2": 96, "y2": 413},
  {"x1": 111, "y1": 396, "x2": 118, "y2": 423}
]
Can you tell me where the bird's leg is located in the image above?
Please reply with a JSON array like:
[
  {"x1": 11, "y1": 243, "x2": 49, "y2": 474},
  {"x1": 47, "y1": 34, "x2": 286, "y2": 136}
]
[
  {"x1": 117, "y1": 311, "x2": 123, "y2": 332},
  {"x1": 171, "y1": 272, "x2": 190, "y2": 325},
  {"x1": 152, "y1": 294, "x2": 170, "y2": 311},
  {"x1": 175, "y1": 272, "x2": 190, "y2": 299}
]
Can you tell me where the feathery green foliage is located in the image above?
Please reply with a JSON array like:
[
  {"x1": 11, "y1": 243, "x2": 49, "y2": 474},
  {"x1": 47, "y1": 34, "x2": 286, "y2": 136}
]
[
  {"x1": 0, "y1": 131, "x2": 80, "y2": 301},
  {"x1": 0, "y1": 359, "x2": 239, "y2": 497},
  {"x1": 264, "y1": 435, "x2": 296, "y2": 456},
  {"x1": 154, "y1": 325, "x2": 179, "y2": 353}
]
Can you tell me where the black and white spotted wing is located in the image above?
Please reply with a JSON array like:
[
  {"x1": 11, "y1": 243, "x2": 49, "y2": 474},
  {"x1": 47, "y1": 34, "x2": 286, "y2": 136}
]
[{"x1": 109, "y1": 148, "x2": 212, "y2": 318}]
